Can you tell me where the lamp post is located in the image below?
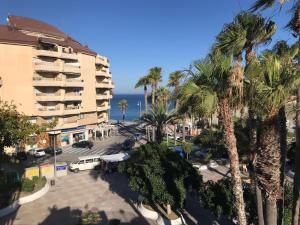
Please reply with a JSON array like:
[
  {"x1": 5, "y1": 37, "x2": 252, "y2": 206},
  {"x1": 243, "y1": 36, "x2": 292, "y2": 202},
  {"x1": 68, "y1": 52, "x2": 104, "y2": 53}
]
[
  {"x1": 137, "y1": 100, "x2": 142, "y2": 119},
  {"x1": 48, "y1": 130, "x2": 61, "y2": 179}
]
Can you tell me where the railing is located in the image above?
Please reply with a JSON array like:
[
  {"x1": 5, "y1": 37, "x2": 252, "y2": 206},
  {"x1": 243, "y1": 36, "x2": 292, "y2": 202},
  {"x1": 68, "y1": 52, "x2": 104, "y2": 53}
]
[
  {"x1": 63, "y1": 64, "x2": 81, "y2": 74},
  {"x1": 37, "y1": 106, "x2": 60, "y2": 111},
  {"x1": 64, "y1": 105, "x2": 80, "y2": 110},
  {"x1": 65, "y1": 78, "x2": 83, "y2": 82},
  {"x1": 33, "y1": 77, "x2": 62, "y2": 81},
  {"x1": 36, "y1": 92, "x2": 61, "y2": 96},
  {"x1": 34, "y1": 61, "x2": 61, "y2": 72}
]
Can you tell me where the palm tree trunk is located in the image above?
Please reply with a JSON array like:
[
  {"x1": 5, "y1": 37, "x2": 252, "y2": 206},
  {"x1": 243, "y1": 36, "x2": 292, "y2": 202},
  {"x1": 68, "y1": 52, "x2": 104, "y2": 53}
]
[
  {"x1": 292, "y1": 87, "x2": 300, "y2": 225},
  {"x1": 266, "y1": 198, "x2": 277, "y2": 225},
  {"x1": 278, "y1": 106, "x2": 287, "y2": 225},
  {"x1": 248, "y1": 109, "x2": 265, "y2": 225},
  {"x1": 292, "y1": 34, "x2": 300, "y2": 225},
  {"x1": 183, "y1": 115, "x2": 186, "y2": 142},
  {"x1": 219, "y1": 98, "x2": 247, "y2": 225},
  {"x1": 157, "y1": 126, "x2": 163, "y2": 144},
  {"x1": 152, "y1": 84, "x2": 155, "y2": 105},
  {"x1": 144, "y1": 85, "x2": 148, "y2": 112},
  {"x1": 256, "y1": 113, "x2": 281, "y2": 225}
]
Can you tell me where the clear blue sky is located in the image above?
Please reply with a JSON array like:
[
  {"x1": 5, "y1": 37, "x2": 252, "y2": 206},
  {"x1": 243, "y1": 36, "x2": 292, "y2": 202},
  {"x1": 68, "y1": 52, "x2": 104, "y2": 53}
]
[{"x1": 0, "y1": 0, "x2": 296, "y2": 94}]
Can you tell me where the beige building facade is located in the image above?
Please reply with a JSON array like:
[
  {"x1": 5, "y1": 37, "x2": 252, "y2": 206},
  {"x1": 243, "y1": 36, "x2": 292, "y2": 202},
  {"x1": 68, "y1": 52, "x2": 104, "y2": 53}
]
[{"x1": 0, "y1": 16, "x2": 114, "y2": 148}]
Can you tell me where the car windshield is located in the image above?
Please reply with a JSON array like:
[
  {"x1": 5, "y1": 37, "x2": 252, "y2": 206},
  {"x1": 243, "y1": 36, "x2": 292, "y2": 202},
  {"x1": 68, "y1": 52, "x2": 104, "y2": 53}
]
[
  {"x1": 72, "y1": 160, "x2": 79, "y2": 164},
  {"x1": 36, "y1": 149, "x2": 43, "y2": 152}
]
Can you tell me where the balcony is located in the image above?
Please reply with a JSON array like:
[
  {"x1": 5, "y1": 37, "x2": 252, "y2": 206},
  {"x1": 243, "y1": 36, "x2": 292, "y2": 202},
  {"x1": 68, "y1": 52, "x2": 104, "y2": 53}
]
[
  {"x1": 61, "y1": 52, "x2": 78, "y2": 60},
  {"x1": 95, "y1": 69, "x2": 109, "y2": 77},
  {"x1": 35, "y1": 49, "x2": 60, "y2": 58},
  {"x1": 37, "y1": 106, "x2": 62, "y2": 116},
  {"x1": 95, "y1": 82, "x2": 113, "y2": 89},
  {"x1": 96, "y1": 94, "x2": 110, "y2": 100},
  {"x1": 97, "y1": 104, "x2": 111, "y2": 112},
  {"x1": 34, "y1": 61, "x2": 61, "y2": 73},
  {"x1": 64, "y1": 93, "x2": 82, "y2": 101},
  {"x1": 97, "y1": 115, "x2": 106, "y2": 123},
  {"x1": 63, "y1": 64, "x2": 81, "y2": 74},
  {"x1": 95, "y1": 56, "x2": 109, "y2": 67},
  {"x1": 35, "y1": 92, "x2": 64, "y2": 101},
  {"x1": 33, "y1": 77, "x2": 63, "y2": 87},
  {"x1": 65, "y1": 79, "x2": 84, "y2": 87},
  {"x1": 64, "y1": 106, "x2": 81, "y2": 115}
]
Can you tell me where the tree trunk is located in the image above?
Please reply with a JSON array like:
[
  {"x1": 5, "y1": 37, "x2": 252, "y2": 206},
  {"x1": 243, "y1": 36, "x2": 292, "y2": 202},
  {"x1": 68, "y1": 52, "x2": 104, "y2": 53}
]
[
  {"x1": 292, "y1": 34, "x2": 300, "y2": 225},
  {"x1": 156, "y1": 126, "x2": 163, "y2": 144},
  {"x1": 167, "y1": 203, "x2": 171, "y2": 215},
  {"x1": 144, "y1": 85, "x2": 148, "y2": 113},
  {"x1": 292, "y1": 87, "x2": 300, "y2": 225},
  {"x1": 278, "y1": 106, "x2": 287, "y2": 225},
  {"x1": 182, "y1": 115, "x2": 186, "y2": 142},
  {"x1": 266, "y1": 198, "x2": 277, "y2": 225},
  {"x1": 248, "y1": 109, "x2": 265, "y2": 225},
  {"x1": 219, "y1": 98, "x2": 247, "y2": 225},
  {"x1": 256, "y1": 185, "x2": 265, "y2": 225},
  {"x1": 152, "y1": 85, "x2": 155, "y2": 105},
  {"x1": 256, "y1": 113, "x2": 281, "y2": 225},
  {"x1": 174, "y1": 124, "x2": 177, "y2": 146}
]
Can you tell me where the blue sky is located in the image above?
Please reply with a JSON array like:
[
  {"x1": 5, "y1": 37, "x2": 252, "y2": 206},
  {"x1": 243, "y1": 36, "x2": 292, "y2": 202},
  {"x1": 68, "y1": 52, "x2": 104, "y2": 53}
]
[{"x1": 0, "y1": 0, "x2": 296, "y2": 94}]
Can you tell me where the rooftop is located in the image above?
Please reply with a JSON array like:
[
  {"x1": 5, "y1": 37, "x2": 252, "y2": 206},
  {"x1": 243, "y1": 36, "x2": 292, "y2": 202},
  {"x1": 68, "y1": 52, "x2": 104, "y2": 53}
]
[{"x1": 0, "y1": 15, "x2": 96, "y2": 56}]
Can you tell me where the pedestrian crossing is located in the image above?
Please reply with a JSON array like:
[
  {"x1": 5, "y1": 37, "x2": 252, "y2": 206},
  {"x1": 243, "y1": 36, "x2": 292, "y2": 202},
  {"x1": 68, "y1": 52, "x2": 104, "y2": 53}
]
[{"x1": 62, "y1": 145, "x2": 120, "y2": 156}]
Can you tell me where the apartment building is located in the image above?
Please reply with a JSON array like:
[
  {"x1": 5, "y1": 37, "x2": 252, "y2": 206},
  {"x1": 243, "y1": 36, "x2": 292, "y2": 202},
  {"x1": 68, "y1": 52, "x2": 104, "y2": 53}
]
[{"x1": 0, "y1": 16, "x2": 114, "y2": 148}]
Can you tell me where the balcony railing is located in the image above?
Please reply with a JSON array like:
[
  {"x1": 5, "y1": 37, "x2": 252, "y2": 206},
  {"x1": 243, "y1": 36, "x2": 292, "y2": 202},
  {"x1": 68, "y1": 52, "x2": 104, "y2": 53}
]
[
  {"x1": 97, "y1": 104, "x2": 111, "y2": 111},
  {"x1": 35, "y1": 92, "x2": 63, "y2": 101},
  {"x1": 63, "y1": 64, "x2": 81, "y2": 74},
  {"x1": 33, "y1": 76, "x2": 63, "y2": 86},
  {"x1": 96, "y1": 94, "x2": 110, "y2": 100},
  {"x1": 61, "y1": 52, "x2": 78, "y2": 60},
  {"x1": 65, "y1": 78, "x2": 84, "y2": 87},
  {"x1": 64, "y1": 105, "x2": 81, "y2": 115},
  {"x1": 64, "y1": 93, "x2": 82, "y2": 101},
  {"x1": 95, "y1": 82, "x2": 113, "y2": 89},
  {"x1": 34, "y1": 61, "x2": 61, "y2": 72},
  {"x1": 95, "y1": 69, "x2": 109, "y2": 77},
  {"x1": 35, "y1": 49, "x2": 60, "y2": 58},
  {"x1": 37, "y1": 106, "x2": 61, "y2": 116},
  {"x1": 95, "y1": 56, "x2": 109, "y2": 66}
]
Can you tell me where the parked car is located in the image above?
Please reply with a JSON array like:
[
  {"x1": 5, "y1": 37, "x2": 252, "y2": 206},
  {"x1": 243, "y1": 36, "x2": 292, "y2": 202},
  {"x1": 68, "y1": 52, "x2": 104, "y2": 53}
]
[
  {"x1": 34, "y1": 149, "x2": 46, "y2": 158},
  {"x1": 122, "y1": 139, "x2": 135, "y2": 151},
  {"x1": 16, "y1": 151, "x2": 27, "y2": 161},
  {"x1": 45, "y1": 147, "x2": 62, "y2": 155},
  {"x1": 166, "y1": 133, "x2": 181, "y2": 140},
  {"x1": 72, "y1": 140, "x2": 94, "y2": 149},
  {"x1": 69, "y1": 155, "x2": 101, "y2": 173},
  {"x1": 27, "y1": 148, "x2": 37, "y2": 156},
  {"x1": 169, "y1": 146, "x2": 186, "y2": 158},
  {"x1": 133, "y1": 133, "x2": 142, "y2": 141},
  {"x1": 208, "y1": 161, "x2": 219, "y2": 169},
  {"x1": 192, "y1": 163, "x2": 208, "y2": 171}
]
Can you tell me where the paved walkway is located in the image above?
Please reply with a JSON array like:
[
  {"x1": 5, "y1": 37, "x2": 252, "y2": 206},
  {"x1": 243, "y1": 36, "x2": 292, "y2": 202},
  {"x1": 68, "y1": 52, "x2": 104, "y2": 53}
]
[{"x1": 0, "y1": 172, "x2": 156, "y2": 225}]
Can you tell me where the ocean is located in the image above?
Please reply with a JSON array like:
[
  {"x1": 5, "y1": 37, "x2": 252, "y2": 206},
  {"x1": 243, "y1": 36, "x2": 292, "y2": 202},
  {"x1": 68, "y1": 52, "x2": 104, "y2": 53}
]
[{"x1": 109, "y1": 94, "x2": 145, "y2": 121}]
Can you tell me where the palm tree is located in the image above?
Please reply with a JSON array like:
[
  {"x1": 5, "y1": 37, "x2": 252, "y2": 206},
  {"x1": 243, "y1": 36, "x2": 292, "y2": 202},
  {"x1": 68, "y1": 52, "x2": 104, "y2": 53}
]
[
  {"x1": 168, "y1": 70, "x2": 185, "y2": 109},
  {"x1": 251, "y1": 2, "x2": 300, "y2": 223},
  {"x1": 118, "y1": 99, "x2": 128, "y2": 123},
  {"x1": 156, "y1": 87, "x2": 170, "y2": 108},
  {"x1": 135, "y1": 76, "x2": 150, "y2": 112},
  {"x1": 247, "y1": 50, "x2": 299, "y2": 225},
  {"x1": 187, "y1": 51, "x2": 247, "y2": 225},
  {"x1": 147, "y1": 67, "x2": 162, "y2": 104},
  {"x1": 141, "y1": 103, "x2": 177, "y2": 143}
]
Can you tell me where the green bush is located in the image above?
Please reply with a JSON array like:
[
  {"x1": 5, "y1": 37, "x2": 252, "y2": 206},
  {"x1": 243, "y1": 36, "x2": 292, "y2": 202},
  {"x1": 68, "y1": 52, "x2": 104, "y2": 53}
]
[
  {"x1": 80, "y1": 210, "x2": 101, "y2": 225},
  {"x1": 21, "y1": 178, "x2": 35, "y2": 192}
]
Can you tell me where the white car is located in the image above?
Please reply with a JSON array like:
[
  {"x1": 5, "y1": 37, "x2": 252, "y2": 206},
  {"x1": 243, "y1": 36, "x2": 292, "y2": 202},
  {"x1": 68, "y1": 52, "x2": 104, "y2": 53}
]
[
  {"x1": 208, "y1": 161, "x2": 219, "y2": 169},
  {"x1": 166, "y1": 133, "x2": 181, "y2": 140},
  {"x1": 34, "y1": 149, "x2": 46, "y2": 158},
  {"x1": 27, "y1": 148, "x2": 37, "y2": 156},
  {"x1": 193, "y1": 163, "x2": 208, "y2": 171}
]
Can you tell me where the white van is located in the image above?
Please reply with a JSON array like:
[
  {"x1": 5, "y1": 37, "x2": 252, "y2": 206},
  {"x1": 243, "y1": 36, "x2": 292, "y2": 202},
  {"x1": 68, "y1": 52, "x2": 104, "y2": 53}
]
[{"x1": 69, "y1": 155, "x2": 101, "y2": 173}]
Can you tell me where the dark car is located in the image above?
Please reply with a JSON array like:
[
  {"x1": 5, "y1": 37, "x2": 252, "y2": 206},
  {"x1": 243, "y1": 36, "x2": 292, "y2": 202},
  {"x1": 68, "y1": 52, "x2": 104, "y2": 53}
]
[
  {"x1": 133, "y1": 133, "x2": 142, "y2": 141},
  {"x1": 45, "y1": 147, "x2": 63, "y2": 155},
  {"x1": 122, "y1": 139, "x2": 135, "y2": 151},
  {"x1": 16, "y1": 151, "x2": 27, "y2": 161},
  {"x1": 72, "y1": 140, "x2": 94, "y2": 149}
]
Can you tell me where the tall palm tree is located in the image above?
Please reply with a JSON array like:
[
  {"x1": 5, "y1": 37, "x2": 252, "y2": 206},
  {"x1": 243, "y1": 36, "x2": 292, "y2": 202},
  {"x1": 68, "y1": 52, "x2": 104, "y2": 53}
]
[
  {"x1": 156, "y1": 86, "x2": 170, "y2": 108},
  {"x1": 141, "y1": 103, "x2": 177, "y2": 143},
  {"x1": 251, "y1": 2, "x2": 300, "y2": 223},
  {"x1": 247, "y1": 50, "x2": 299, "y2": 225},
  {"x1": 188, "y1": 51, "x2": 247, "y2": 225},
  {"x1": 168, "y1": 70, "x2": 185, "y2": 109},
  {"x1": 147, "y1": 67, "x2": 162, "y2": 104},
  {"x1": 135, "y1": 76, "x2": 150, "y2": 112},
  {"x1": 118, "y1": 99, "x2": 128, "y2": 123}
]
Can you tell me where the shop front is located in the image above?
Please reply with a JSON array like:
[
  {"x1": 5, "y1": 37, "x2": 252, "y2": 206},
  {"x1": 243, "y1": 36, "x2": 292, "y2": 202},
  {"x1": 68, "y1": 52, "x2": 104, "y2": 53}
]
[{"x1": 60, "y1": 126, "x2": 88, "y2": 146}]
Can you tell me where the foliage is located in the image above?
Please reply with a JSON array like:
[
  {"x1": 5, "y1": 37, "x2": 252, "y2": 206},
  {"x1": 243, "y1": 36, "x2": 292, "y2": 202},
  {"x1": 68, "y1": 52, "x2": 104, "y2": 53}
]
[
  {"x1": 80, "y1": 210, "x2": 101, "y2": 225},
  {"x1": 21, "y1": 178, "x2": 35, "y2": 192},
  {"x1": 200, "y1": 178, "x2": 257, "y2": 224},
  {"x1": 234, "y1": 118, "x2": 250, "y2": 158},
  {"x1": 118, "y1": 99, "x2": 128, "y2": 112},
  {"x1": 119, "y1": 143, "x2": 203, "y2": 209},
  {"x1": 141, "y1": 103, "x2": 177, "y2": 143},
  {"x1": 0, "y1": 101, "x2": 56, "y2": 153},
  {"x1": 181, "y1": 141, "x2": 193, "y2": 156}
]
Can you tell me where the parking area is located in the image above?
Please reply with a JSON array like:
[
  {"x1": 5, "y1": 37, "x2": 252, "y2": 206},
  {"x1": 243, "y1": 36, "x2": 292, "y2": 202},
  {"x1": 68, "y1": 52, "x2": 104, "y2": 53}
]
[{"x1": 0, "y1": 171, "x2": 156, "y2": 225}]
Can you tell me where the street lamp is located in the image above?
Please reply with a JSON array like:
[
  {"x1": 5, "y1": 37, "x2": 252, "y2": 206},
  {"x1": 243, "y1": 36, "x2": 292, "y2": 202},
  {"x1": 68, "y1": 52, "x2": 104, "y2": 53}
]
[
  {"x1": 137, "y1": 100, "x2": 142, "y2": 119},
  {"x1": 48, "y1": 130, "x2": 61, "y2": 179}
]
